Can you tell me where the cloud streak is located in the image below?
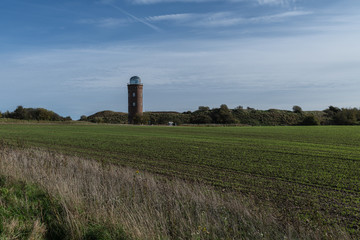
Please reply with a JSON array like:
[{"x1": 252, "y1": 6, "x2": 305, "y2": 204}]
[
  {"x1": 146, "y1": 10, "x2": 311, "y2": 27},
  {"x1": 130, "y1": 0, "x2": 216, "y2": 4},
  {"x1": 128, "y1": 0, "x2": 296, "y2": 5},
  {"x1": 102, "y1": 2, "x2": 162, "y2": 32},
  {"x1": 78, "y1": 18, "x2": 130, "y2": 28},
  {"x1": 256, "y1": 0, "x2": 295, "y2": 6},
  {"x1": 146, "y1": 13, "x2": 195, "y2": 22},
  {"x1": 79, "y1": 9, "x2": 310, "y2": 30}
]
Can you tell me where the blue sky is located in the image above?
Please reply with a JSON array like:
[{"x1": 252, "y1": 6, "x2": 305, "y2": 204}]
[{"x1": 1, "y1": 0, "x2": 360, "y2": 119}]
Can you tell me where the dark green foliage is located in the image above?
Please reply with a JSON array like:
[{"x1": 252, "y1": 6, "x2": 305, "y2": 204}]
[
  {"x1": 324, "y1": 106, "x2": 360, "y2": 125},
  {"x1": 84, "y1": 224, "x2": 128, "y2": 240},
  {"x1": 2, "y1": 111, "x2": 10, "y2": 118},
  {"x1": 300, "y1": 115, "x2": 320, "y2": 125},
  {"x1": 210, "y1": 104, "x2": 236, "y2": 124},
  {"x1": 5, "y1": 103, "x2": 351, "y2": 126},
  {"x1": 333, "y1": 108, "x2": 359, "y2": 125},
  {"x1": 86, "y1": 111, "x2": 128, "y2": 124},
  {"x1": 13, "y1": 105, "x2": 26, "y2": 119},
  {"x1": 146, "y1": 112, "x2": 190, "y2": 125},
  {"x1": 190, "y1": 112, "x2": 212, "y2": 124},
  {"x1": 232, "y1": 108, "x2": 303, "y2": 126},
  {"x1": 325, "y1": 106, "x2": 341, "y2": 115},
  {"x1": 292, "y1": 105, "x2": 303, "y2": 114},
  {"x1": 190, "y1": 106, "x2": 212, "y2": 124},
  {"x1": 133, "y1": 113, "x2": 149, "y2": 125},
  {"x1": 4, "y1": 106, "x2": 67, "y2": 121},
  {"x1": 84, "y1": 106, "x2": 315, "y2": 126}
]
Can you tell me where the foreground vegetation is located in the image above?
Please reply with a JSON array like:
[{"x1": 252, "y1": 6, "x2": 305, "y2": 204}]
[
  {"x1": 0, "y1": 124, "x2": 359, "y2": 238},
  {"x1": 0, "y1": 146, "x2": 329, "y2": 239},
  {"x1": 0, "y1": 176, "x2": 65, "y2": 239}
]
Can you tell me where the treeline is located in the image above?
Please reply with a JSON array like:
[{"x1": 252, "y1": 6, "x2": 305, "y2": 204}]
[
  {"x1": 2, "y1": 105, "x2": 360, "y2": 126},
  {"x1": 140, "y1": 105, "x2": 316, "y2": 126},
  {"x1": 0, "y1": 106, "x2": 71, "y2": 121},
  {"x1": 81, "y1": 105, "x2": 360, "y2": 126}
]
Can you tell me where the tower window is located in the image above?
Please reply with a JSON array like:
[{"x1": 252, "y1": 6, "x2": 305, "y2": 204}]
[
  {"x1": 133, "y1": 102, "x2": 136, "y2": 107},
  {"x1": 133, "y1": 92, "x2": 136, "y2": 97}
]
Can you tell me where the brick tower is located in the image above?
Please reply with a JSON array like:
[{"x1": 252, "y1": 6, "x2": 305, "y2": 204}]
[{"x1": 127, "y1": 76, "x2": 143, "y2": 124}]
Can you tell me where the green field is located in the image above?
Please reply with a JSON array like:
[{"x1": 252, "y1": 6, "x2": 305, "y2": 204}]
[{"x1": 0, "y1": 124, "x2": 359, "y2": 234}]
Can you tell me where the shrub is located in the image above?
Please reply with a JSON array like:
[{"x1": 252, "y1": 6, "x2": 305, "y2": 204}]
[
  {"x1": 301, "y1": 115, "x2": 320, "y2": 125},
  {"x1": 333, "y1": 108, "x2": 359, "y2": 125},
  {"x1": 293, "y1": 105, "x2": 303, "y2": 114}
]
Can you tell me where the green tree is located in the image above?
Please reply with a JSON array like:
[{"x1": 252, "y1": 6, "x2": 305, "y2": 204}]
[
  {"x1": 301, "y1": 115, "x2": 320, "y2": 125},
  {"x1": 211, "y1": 104, "x2": 236, "y2": 124},
  {"x1": 198, "y1": 106, "x2": 210, "y2": 112},
  {"x1": 190, "y1": 106, "x2": 212, "y2": 124},
  {"x1": 13, "y1": 105, "x2": 25, "y2": 119},
  {"x1": 190, "y1": 112, "x2": 212, "y2": 124},
  {"x1": 37, "y1": 108, "x2": 51, "y2": 121},
  {"x1": 3, "y1": 111, "x2": 11, "y2": 118},
  {"x1": 292, "y1": 105, "x2": 303, "y2": 114},
  {"x1": 333, "y1": 108, "x2": 358, "y2": 125},
  {"x1": 324, "y1": 106, "x2": 340, "y2": 117}
]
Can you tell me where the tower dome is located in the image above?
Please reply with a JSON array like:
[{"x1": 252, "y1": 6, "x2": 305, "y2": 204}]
[{"x1": 130, "y1": 76, "x2": 141, "y2": 85}]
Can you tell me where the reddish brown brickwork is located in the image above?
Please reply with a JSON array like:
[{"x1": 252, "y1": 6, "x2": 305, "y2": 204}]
[{"x1": 127, "y1": 77, "x2": 143, "y2": 124}]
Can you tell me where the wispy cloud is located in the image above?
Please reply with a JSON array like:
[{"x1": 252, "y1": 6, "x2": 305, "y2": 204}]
[
  {"x1": 146, "y1": 13, "x2": 195, "y2": 22},
  {"x1": 101, "y1": 2, "x2": 162, "y2": 32},
  {"x1": 256, "y1": 0, "x2": 295, "y2": 6},
  {"x1": 3, "y1": 19, "x2": 360, "y2": 117},
  {"x1": 146, "y1": 10, "x2": 311, "y2": 27},
  {"x1": 130, "y1": 0, "x2": 216, "y2": 4},
  {"x1": 129, "y1": 0, "x2": 296, "y2": 5},
  {"x1": 78, "y1": 18, "x2": 130, "y2": 28}
]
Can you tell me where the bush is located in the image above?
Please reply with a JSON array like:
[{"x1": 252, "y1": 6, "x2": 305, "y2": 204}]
[
  {"x1": 87, "y1": 111, "x2": 127, "y2": 124},
  {"x1": 333, "y1": 109, "x2": 359, "y2": 125},
  {"x1": 301, "y1": 115, "x2": 320, "y2": 125},
  {"x1": 293, "y1": 105, "x2": 303, "y2": 114},
  {"x1": 324, "y1": 107, "x2": 360, "y2": 125},
  {"x1": 133, "y1": 113, "x2": 149, "y2": 125},
  {"x1": 211, "y1": 104, "x2": 236, "y2": 124},
  {"x1": 3, "y1": 106, "x2": 65, "y2": 121}
]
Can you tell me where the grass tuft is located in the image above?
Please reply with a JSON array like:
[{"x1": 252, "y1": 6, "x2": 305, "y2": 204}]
[{"x1": 0, "y1": 146, "x2": 352, "y2": 239}]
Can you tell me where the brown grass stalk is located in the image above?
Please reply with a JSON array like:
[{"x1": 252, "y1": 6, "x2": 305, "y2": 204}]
[{"x1": 0, "y1": 146, "x2": 350, "y2": 239}]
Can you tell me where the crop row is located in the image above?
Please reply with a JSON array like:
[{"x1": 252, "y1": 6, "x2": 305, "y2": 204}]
[{"x1": 0, "y1": 124, "x2": 359, "y2": 234}]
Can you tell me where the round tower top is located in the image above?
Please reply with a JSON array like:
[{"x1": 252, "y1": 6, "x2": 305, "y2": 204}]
[{"x1": 129, "y1": 76, "x2": 141, "y2": 85}]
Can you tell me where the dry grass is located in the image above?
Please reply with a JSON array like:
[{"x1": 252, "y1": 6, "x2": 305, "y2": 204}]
[
  {"x1": 0, "y1": 146, "x2": 350, "y2": 239},
  {"x1": 1, "y1": 219, "x2": 46, "y2": 240}
]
